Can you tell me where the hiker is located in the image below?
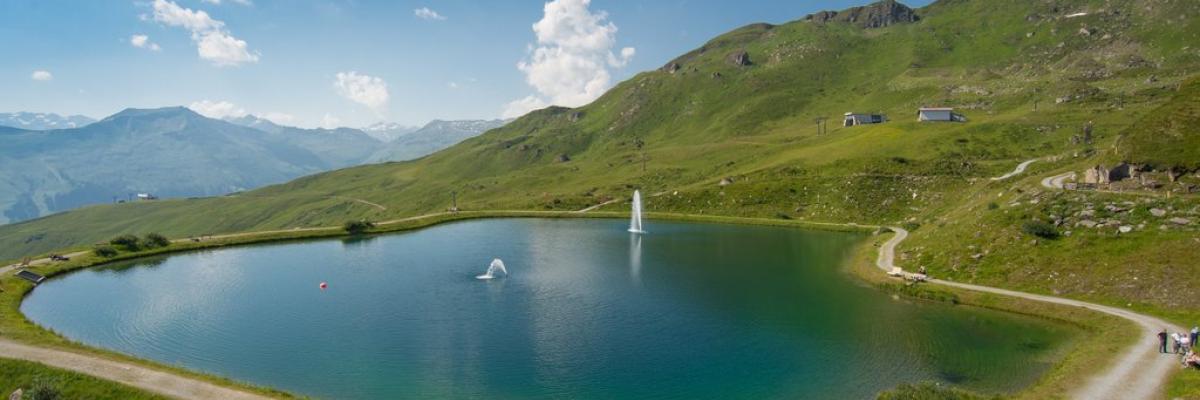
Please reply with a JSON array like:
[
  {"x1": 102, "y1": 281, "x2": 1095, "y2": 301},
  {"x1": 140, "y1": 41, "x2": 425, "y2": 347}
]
[
  {"x1": 1184, "y1": 334, "x2": 1194, "y2": 353},
  {"x1": 1160, "y1": 329, "x2": 1170, "y2": 353},
  {"x1": 1192, "y1": 326, "x2": 1199, "y2": 348},
  {"x1": 1173, "y1": 332, "x2": 1184, "y2": 354}
]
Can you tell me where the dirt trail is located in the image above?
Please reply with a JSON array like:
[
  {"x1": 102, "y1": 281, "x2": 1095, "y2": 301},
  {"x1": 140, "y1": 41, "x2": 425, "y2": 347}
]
[
  {"x1": 0, "y1": 339, "x2": 270, "y2": 400},
  {"x1": 876, "y1": 227, "x2": 1181, "y2": 400},
  {"x1": 991, "y1": 158, "x2": 1039, "y2": 181}
]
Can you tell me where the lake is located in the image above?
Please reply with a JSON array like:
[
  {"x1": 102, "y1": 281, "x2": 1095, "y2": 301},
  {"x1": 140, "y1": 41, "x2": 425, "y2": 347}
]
[{"x1": 22, "y1": 218, "x2": 1078, "y2": 399}]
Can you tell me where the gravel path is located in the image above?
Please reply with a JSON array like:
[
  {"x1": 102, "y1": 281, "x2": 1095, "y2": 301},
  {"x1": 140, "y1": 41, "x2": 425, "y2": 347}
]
[
  {"x1": 990, "y1": 158, "x2": 1039, "y2": 181},
  {"x1": 876, "y1": 227, "x2": 1182, "y2": 400},
  {"x1": 0, "y1": 339, "x2": 271, "y2": 399},
  {"x1": 1041, "y1": 171, "x2": 1076, "y2": 189}
]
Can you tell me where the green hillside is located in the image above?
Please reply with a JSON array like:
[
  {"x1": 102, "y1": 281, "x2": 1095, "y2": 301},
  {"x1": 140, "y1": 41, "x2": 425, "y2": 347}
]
[{"x1": 2, "y1": 0, "x2": 1198, "y2": 321}]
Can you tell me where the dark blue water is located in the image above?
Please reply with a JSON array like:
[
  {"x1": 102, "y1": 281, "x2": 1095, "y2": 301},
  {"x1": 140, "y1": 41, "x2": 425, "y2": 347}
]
[{"x1": 22, "y1": 219, "x2": 1077, "y2": 399}]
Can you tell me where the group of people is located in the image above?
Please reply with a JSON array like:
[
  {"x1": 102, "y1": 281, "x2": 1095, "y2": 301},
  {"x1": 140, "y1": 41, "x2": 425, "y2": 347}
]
[{"x1": 1160, "y1": 326, "x2": 1200, "y2": 369}]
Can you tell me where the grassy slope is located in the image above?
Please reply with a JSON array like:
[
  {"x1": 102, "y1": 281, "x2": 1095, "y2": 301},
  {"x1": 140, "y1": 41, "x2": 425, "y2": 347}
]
[
  {"x1": 1, "y1": 0, "x2": 1199, "y2": 394},
  {"x1": 0, "y1": 357, "x2": 166, "y2": 400}
]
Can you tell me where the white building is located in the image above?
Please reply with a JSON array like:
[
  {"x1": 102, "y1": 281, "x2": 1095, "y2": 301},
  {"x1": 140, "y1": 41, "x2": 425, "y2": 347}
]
[
  {"x1": 843, "y1": 112, "x2": 887, "y2": 127},
  {"x1": 917, "y1": 107, "x2": 967, "y2": 122},
  {"x1": 136, "y1": 193, "x2": 158, "y2": 200}
]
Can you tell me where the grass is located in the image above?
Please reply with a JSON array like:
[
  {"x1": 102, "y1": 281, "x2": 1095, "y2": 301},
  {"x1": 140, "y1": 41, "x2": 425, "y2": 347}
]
[
  {"x1": 1, "y1": 0, "x2": 1199, "y2": 397},
  {"x1": 0, "y1": 357, "x2": 167, "y2": 400},
  {"x1": 847, "y1": 232, "x2": 1142, "y2": 400}
]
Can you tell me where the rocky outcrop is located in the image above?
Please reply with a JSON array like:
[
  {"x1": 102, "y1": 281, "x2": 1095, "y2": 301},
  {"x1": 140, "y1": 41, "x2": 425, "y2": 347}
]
[
  {"x1": 728, "y1": 50, "x2": 752, "y2": 66},
  {"x1": 661, "y1": 62, "x2": 681, "y2": 74},
  {"x1": 805, "y1": 0, "x2": 919, "y2": 29}
]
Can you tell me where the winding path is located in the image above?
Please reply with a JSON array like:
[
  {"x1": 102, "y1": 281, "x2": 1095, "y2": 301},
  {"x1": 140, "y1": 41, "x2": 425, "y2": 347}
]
[
  {"x1": 876, "y1": 227, "x2": 1182, "y2": 400},
  {"x1": 1041, "y1": 171, "x2": 1076, "y2": 189},
  {"x1": 0, "y1": 339, "x2": 270, "y2": 399},
  {"x1": 990, "y1": 158, "x2": 1039, "y2": 181}
]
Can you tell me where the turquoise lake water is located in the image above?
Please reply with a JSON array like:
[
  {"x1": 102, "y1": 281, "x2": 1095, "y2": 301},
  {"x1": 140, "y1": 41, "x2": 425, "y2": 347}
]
[{"x1": 21, "y1": 219, "x2": 1078, "y2": 399}]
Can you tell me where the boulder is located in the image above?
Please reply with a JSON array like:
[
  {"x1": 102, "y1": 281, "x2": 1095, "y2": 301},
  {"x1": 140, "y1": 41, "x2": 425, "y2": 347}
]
[
  {"x1": 1170, "y1": 217, "x2": 1192, "y2": 226},
  {"x1": 729, "y1": 50, "x2": 752, "y2": 66},
  {"x1": 556, "y1": 154, "x2": 571, "y2": 163},
  {"x1": 662, "y1": 62, "x2": 681, "y2": 74},
  {"x1": 719, "y1": 177, "x2": 734, "y2": 186},
  {"x1": 1150, "y1": 208, "x2": 1167, "y2": 217},
  {"x1": 804, "y1": 0, "x2": 919, "y2": 29}
]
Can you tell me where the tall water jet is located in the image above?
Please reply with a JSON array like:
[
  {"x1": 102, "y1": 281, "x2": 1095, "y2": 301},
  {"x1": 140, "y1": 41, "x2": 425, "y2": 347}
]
[
  {"x1": 476, "y1": 258, "x2": 508, "y2": 280},
  {"x1": 629, "y1": 190, "x2": 645, "y2": 234}
]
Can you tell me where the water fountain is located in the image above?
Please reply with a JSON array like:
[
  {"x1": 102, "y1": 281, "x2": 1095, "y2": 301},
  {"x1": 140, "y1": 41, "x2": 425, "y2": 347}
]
[
  {"x1": 476, "y1": 258, "x2": 508, "y2": 280},
  {"x1": 629, "y1": 190, "x2": 645, "y2": 234}
]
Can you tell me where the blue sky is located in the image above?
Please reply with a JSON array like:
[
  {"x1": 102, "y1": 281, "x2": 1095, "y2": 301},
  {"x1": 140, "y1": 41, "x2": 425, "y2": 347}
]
[{"x1": 0, "y1": 0, "x2": 932, "y2": 128}]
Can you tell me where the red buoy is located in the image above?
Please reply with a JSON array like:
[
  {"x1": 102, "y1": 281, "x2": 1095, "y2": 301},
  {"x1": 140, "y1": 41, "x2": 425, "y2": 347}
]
[{"x1": 319, "y1": 282, "x2": 328, "y2": 290}]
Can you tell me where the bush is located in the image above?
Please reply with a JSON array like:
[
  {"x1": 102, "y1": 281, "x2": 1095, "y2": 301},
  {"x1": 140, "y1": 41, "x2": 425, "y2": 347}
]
[
  {"x1": 902, "y1": 222, "x2": 921, "y2": 232},
  {"x1": 143, "y1": 233, "x2": 171, "y2": 248},
  {"x1": 775, "y1": 212, "x2": 792, "y2": 220},
  {"x1": 987, "y1": 202, "x2": 999, "y2": 210},
  {"x1": 108, "y1": 234, "x2": 141, "y2": 251},
  {"x1": 343, "y1": 220, "x2": 375, "y2": 234},
  {"x1": 1022, "y1": 220, "x2": 1060, "y2": 239},
  {"x1": 93, "y1": 245, "x2": 119, "y2": 258},
  {"x1": 28, "y1": 376, "x2": 62, "y2": 400}
]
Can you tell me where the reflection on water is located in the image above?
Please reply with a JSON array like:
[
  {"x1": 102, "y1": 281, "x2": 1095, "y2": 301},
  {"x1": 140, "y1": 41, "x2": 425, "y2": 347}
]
[
  {"x1": 21, "y1": 219, "x2": 1079, "y2": 399},
  {"x1": 629, "y1": 233, "x2": 642, "y2": 285}
]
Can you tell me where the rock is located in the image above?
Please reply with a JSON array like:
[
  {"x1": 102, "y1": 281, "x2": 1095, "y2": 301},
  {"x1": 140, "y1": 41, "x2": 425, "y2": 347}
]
[
  {"x1": 1146, "y1": 75, "x2": 1159, "y2": 84},
  {"x1": 9, "y1": 389, "x2": 22, "y2": 400},
  {"x1": 719, "y1": 177, "x2": 734, "y2": 186},
  {"x1": 568, "y1": 111, "x2": 584, "y2": 122},
  {"x1": 1119, "y1": 226, "x2": 1133, "y2": 233},
  {"x1": 804, "y1": 0, "x2": 920, "y2": 28},
  {"x1": 971, "y1": 253, "x2": 984, "y2": 260},
  {"x1": 728, "y1": 50, "x2": 752, "y2": 66},
  {"x1": 662, "y1": 62, "x2": 681, "y2": 74},
  {"x1": 555, "y1": 154, "x2": 571, "y2": 163},
  {"x1": 711, "y1": 72, "x2": 722, "y2": 79},
  {"x1": 1078, "y1": 220, "x2": 1098, "y2": 228},
  {"x1": 1170, "y1": 217, "x2": 1192, "y2": 226},
  {"x1": 1150, "y1": 208, "x2": 1167, "y2": 217}
]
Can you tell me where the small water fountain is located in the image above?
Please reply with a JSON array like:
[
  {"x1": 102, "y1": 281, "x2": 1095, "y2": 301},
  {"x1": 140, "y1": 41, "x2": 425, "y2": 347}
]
[
  {"x1": 629, "y1": 190, "x2": 645, "y2": 234},
  {"x1": 476, "y1": 258, "x2": 508, "y2": 280}
]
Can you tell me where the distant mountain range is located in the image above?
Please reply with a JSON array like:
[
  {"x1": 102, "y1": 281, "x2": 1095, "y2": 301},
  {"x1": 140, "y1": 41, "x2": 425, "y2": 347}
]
[
  {"x1": 0, "y1": 108, "x2": 505, "y2": 223},
  {"x1": 0, "y1": 112, "x2": 95, "y2": 130}
]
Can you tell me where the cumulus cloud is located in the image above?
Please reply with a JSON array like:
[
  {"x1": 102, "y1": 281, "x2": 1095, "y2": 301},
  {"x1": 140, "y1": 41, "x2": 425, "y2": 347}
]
[
  {"x1": 189, "y1": 100, "x2": 247, "y2": 119},
  {"x1": 201, "y1": 0, "x2": 253, "y2": 5},
  {"x1": 334, "y1": 71, "x2": 390, "y2": 111},
  {"x1": 503, "y1": 0, "x2": 634, "y2": 119},
  {"x1": 130, "y1": 34, "x2": 162, "y2": 51},
  {"x1": 31, "y1": 70, "x2": 53, "y2": 81},
  {"x1": 414, "y1": 7, "x2": 446, "y2": 21},
  {"x1": 150, "y1": 0, "x2": 259, "y2": 67}
]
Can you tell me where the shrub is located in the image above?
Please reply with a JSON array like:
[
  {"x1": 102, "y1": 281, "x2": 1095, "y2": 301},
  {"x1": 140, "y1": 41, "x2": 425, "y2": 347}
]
[
  {"x1": 1022, "y1": 220, "x2": 1060, "y2": 239},
  {"x1": 902, "y1": 222, "x2": 921, "y2": 232},
  {"x1": 109, "y1": 234, "x2": 141, "y2": 251},
  {"x1": 987, "y1": 202, "x2": 999, "y2": 210},
  {"x1": 93, "y1": 245, "x2": 119, "y2": 258},
  {"x1": 775, "y1": 212, "x2": 792, "y2": 220},
  {"x1": 28, "y1": 376, "x2": 62, "y2": 400},
  {"x1": 143, "y1": 233, "x2": 171, "y2": 248},
  {"x1": 343, "y1": 220, "x2": 375, "y2": 234}
]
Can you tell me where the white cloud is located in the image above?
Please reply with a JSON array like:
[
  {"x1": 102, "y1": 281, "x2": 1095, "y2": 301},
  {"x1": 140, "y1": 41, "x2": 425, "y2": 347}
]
[
  {"x1": 447, "y1": 81, "x2": 460, "y2": 89},
  {"x1": 414, "y1": 7, "x2": 446, "y2": 21},
  {"x1": 188, "y1": 100, "x2": 247, "y2": 119},
  {"x1": 502, "y1": 0, "x2": 634, "y2": 119},
  {"x1": 320, "y1": 113, "x2": 341, "y2": 129},
  {"x1": 31, "y1": 70, "x2": 53, "y2": 81},
  {"x1": 201, "y1": 0, "x2": 253, "y2": 5},
  {"x1": 261, "y1": 112, "x2": 295, "y2": 125},
  {"x1": 150, "y1": 0, "x2": 259, "y2": 67},
  {"x1": 130, "y1": 34, "x2": 162, "y2": 51},
  {"x1": 334, "y1": 71, "x2": 390, "y2": 111}
]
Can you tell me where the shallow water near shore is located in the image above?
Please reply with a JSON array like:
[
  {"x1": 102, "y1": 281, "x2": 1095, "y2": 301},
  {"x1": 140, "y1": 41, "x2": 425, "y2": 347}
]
[{"x1": 23, "y1": 218, "x2": 1078, "y2": 399}]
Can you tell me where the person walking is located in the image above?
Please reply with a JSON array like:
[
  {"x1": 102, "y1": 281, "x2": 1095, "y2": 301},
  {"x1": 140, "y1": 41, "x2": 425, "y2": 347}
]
[
  {"x1": 1160, "y1": 329, "x2": 1169, "y2": 353},
  {"x1": 1173, "y1": 332, "x2": 1183, "y2": 354},
  {"x1": 1192, "y1": 326, "x2": 1198, "y2": 348}
]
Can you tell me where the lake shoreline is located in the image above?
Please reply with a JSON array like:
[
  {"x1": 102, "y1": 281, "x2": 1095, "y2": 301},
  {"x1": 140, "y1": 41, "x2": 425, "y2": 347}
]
[{"x1": 0, "y1": 211, "x2": 1145, "y2": 399}]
